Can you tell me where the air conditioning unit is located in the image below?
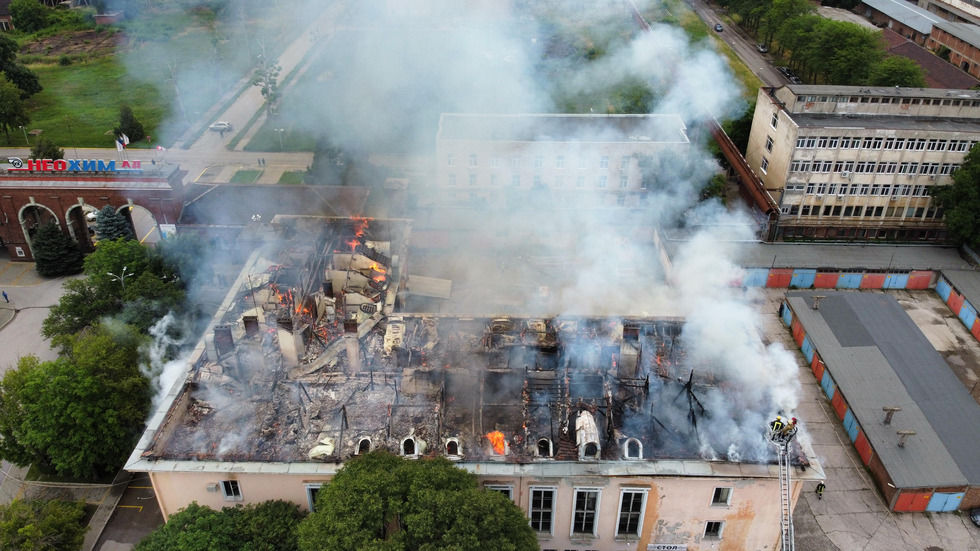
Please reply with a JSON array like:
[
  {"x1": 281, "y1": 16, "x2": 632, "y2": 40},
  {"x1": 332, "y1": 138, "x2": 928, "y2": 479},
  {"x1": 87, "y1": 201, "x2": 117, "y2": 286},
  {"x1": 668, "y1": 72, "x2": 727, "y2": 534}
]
[
  {"x1": 928, "y1": 174, "x2": 935, "y2": 179},
  {"x1": 206, "y1": 483, "x2": 220, "y2": 493},
  {"x1": 841, "y1": 171, "x2": 851, "y2": 178},
  {"x1": 890, "y1": 195, "x2": 898, "y2": 201}
]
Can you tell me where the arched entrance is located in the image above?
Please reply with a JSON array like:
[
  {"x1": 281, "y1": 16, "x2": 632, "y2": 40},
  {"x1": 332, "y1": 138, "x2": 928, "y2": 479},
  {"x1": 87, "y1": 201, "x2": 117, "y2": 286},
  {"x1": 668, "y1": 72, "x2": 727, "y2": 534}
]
[
  {"x1": 65, "y1": 203, "x2": 99, "y2": 253},
  {"x1": 19, "y1": 203, "x2": 59, "y2": 257},
  {"x1": 121, "y1": 204, "x2": 161, "y2": 245}
]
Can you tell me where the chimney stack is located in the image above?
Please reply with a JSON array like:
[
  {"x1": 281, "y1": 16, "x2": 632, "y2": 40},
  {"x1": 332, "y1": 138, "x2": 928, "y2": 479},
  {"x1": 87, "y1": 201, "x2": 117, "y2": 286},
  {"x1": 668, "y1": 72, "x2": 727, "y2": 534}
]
[
  {"x1": 896, "y1": 430, "x2": 916, "y2": 447},
  {"x1": 345, "y1": 318, "x2": 361, "y2": 374},
  {"x1": 882, "y1": 406, "x2": 901, "y2": 425}
]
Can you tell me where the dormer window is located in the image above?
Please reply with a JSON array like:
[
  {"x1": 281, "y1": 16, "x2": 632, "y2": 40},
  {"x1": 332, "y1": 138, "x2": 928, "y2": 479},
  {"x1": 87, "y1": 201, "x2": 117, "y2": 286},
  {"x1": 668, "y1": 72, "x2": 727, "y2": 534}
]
[
  {"x1": 624, "y1": 438, "x2": 642, "y2": 459},
  {"x1": 402, "y1": 438, "x2": 416, "y2": 456},
  {"x1": 576, "y1": 410, "x2": 601, "y2": 460},
  {"x1": 445, "y1": 438, "x2": 461, "y2": 456},
  {"x1": 537, "y1": 438, "x2": 553, "y2": 457},
  {"x1": 357, "y1": 438, "x2": 371, "y2": 455},
  {"x1": 584, "y1": 443, "x2": 599, "y2": 458}
]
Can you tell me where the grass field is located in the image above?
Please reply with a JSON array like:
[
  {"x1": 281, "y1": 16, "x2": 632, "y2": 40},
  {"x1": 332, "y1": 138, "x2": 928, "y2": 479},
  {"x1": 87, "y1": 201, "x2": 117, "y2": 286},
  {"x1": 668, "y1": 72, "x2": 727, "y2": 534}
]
[
  {"x1": 278, "y1": 171, "x2": 306, "y2": 185},
  {"x1": 230, "y1": 169, "x2": 262, "y2": 183}
]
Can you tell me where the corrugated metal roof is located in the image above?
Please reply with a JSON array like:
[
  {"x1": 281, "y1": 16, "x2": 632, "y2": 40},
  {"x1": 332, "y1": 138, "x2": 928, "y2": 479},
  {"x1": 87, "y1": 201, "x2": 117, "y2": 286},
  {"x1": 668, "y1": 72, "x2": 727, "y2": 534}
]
[
  {"x1": 941, "y1": 269, "x2": 980, "y2": 309},
  {"x1": 934, "y1": 20, "x2": 980, "y2": 48},
  {"x1": 734, "y1": 243, "x2": 967, "y2": 271},
  {"x1": 787, "y1": 292, "x2": 980, "y2": 486},
  {"x1": 862, "y1": 0, "x2": 944, "y2": 33}
]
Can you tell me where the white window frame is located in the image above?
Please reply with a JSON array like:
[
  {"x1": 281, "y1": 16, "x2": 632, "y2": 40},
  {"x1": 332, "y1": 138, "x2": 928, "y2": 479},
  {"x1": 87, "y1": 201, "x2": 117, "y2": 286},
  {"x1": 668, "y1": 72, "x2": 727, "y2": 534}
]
[
  {"x1": 770, "y1": 112, "x2": 778, "y2": 129},
  {"x1": 447, "y1": 153, "x2": 455, "y2": 167},
  {"x1": 599, "y1": 155, "x2": 609, "y2": 169},
  {"x1": 765, "y1": 136, "x2": 773, "y2": 152},
  {"x1": 221, "y1": 480, "x2": 243, "y2": 501},
  {"x1": 529, "y1": 486, "x2": 557, "y2": 535},
  {"x1": 761, "y1": 157, "x2": 769, "y2": 174},
  {"x1": 485, "y1": 484, "x2": 513, "y2": 500},
  {"x1": 534, "y1": 155, "x2": 544, "y2": 168},
  {"x1": 615, "y1": 488, "x2": 649, "y2": 539},
  {"x1": 556, "y1": 155, "x2": 565, "y2": 169},
  {"x1": 704, "y1": 520, "x2": 725, "y2": 540},
  {"x1": 711, "y1": 486, "x2": 732, "y2": 507},
  {"x1": 468, "y1": 154, "x2": 477, "y2": 167},
  {"x1": 570, "y1": 487, "x2": 601, "y2": 537},
  {"x1": 305, "y1": 482, "x2": 324, "y2": 512}
]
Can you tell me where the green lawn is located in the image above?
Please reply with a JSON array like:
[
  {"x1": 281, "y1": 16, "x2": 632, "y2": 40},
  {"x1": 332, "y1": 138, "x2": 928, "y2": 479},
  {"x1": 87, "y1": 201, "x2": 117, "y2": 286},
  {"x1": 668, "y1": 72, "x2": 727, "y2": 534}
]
[
  {"x1": 278, "y1": 170, "x2": 306, "y2": 185},
  {"x1": 230, "y1": 169, "x2": 262, "y2": 183},
  {"x1": 6, "y1": 57, "x2": 167, "y2": 149}
]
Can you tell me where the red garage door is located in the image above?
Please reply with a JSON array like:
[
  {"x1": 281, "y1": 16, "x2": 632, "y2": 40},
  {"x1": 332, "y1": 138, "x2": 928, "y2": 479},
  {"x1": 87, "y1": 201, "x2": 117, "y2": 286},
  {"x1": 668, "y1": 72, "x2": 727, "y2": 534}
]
[{"x1": 767, "y1": 269, "x2": 793, "y2": 288}]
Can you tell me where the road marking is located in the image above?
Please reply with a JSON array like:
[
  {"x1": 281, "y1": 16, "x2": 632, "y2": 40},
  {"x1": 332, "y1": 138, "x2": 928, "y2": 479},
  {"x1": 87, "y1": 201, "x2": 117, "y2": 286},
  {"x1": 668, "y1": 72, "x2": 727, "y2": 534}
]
[
  {"x1": 130, "y1": 486, "x2": 153, "y2": 489},
  {"x1": 118, "y1": 505, "x2": 143, "y2": 512}
]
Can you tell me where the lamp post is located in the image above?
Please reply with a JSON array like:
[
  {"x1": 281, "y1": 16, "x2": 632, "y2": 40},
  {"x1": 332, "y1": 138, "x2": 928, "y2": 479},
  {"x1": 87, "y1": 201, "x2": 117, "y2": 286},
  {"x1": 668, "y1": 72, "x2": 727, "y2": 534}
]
[
  {"x1": 275, "y1": 128, "x2": 285, "y2": 151},
  {"x1": 107, "y1": 266, "x2": 131, "y2": 291},
  {"x1": 65, "y1": 116, "x2": 78, "y2": 158},
  {"x1": 18, "y1": 126, "x2": 28, "y2": 146}
]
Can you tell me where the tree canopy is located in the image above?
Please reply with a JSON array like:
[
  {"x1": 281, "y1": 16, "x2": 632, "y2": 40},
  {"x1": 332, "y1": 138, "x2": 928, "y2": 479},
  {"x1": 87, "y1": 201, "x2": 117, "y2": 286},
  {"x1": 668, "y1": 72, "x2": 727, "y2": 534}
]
[
  {"x1": 0, "y1": 33, "x2": 42, "y2": 99},
  {"x1": 866, "y1": 56, "x2": 928, "y2": 88},
  {"x1": 30, "y1": 137, "x2": 65, "y2": 160},
  {"x1": 0, "y1": 76, "x2": 29, "y2": 143},
  {"x1": 0, "y1": 324, "x2": 151, "y2": 478},
  {"x1": 32, "y1": 221, "x2": 84, "y2": 278},
  {"x1": 932, "y1": 143, "x2": 980, "y2": 249},
  {"x1": 296, "y1": 452, "x2": 538, "y2": 551},
  {"x1": 0, "y1": 499, "x2": 88, "y2": 551},
  {"x1": 10, "y1": 0, "x2": 49, "y2": 34},
  {"x1": 136, "y1": 500, "x2": 305, "y2": 551},
  {"x1": 115, "y1": 104, "x2": 146, "y2": 143},
  {"x1": 95, "y1": 205, "x2": 135, "y2": 242}
]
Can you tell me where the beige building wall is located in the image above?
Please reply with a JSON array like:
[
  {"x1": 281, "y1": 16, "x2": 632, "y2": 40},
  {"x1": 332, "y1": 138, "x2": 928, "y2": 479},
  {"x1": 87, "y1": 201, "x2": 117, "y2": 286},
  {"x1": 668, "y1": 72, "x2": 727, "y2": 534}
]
[{"x1": 146, "y1": 465, "x2": 802, "y2": 551}]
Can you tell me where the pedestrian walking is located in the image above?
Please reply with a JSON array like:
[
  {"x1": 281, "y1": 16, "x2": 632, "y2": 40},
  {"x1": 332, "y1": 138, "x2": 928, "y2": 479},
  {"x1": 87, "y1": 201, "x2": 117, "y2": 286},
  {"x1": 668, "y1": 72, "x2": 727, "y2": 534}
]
[
  {"x1": 2, "y1": 291, "x2": 7, "y2": 303},
  {"x1": 816, "y1": 482, "x2": 826, "y2": 500}
]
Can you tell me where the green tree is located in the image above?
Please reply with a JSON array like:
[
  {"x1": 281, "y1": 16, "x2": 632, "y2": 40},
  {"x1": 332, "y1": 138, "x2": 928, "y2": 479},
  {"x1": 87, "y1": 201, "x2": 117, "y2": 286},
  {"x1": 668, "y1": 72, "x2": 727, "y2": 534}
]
[
  {"x1": 136, "y1": 500, "x2": 305, "y2": 551},
  {"x1": 42, "y1": 278, "x2": 119, "y2": 350},
  {"x1": 809, "y1": 20, "x2": 884, "y2": 85},
  {"x1": 758, "y1": 0, "x2": 813, "y2": 48},
  {"x1": 0, "y1": 34, "x2": 42, "y2": 98},
  {"x1": 32, "y1": 221, "x2": 84, "y2": 278},
  {"x1": 724, "y1": 100, "x2": 755, "y2": 155},
  {"x1": 0, "y1": 499, "x2": 88, "y2": 551},
  {"x1": 0, "y1": 325, "x2": 151, "y2": 478},
  {"x1": 29, "y1": 136, "x2": 65, "y2": 160},
  {"x1": 297, "y1": 452, "x2": 538, "y2": 551},
  {"x1": 251, "y1": 57, "x2": 281, "y2": 115},
  {"x1": 867, "y1": 56, "x2": 928, "y2": 88},
  {"x1": 95, "y1": 205, "x2": 135, "y2": 242},
  {"x1": 0, "y1": 77, "x2": 28, "y2": 143},
  {"x1": 115, "y1": 104, "x2": 146, "y2": 143},
  {"x1": 932, "y1": 143, "x2": 980, "y2": 249},
  {"x1": 9, "y1": 0, "x2": 49, "y2": 34}
]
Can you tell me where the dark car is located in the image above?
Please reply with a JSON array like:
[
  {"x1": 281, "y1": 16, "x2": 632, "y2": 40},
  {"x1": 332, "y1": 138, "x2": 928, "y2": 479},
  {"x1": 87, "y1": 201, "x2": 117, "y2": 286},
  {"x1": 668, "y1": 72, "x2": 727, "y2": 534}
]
[
  {"x1": 790, "y1": 76, "x2": 803, "y2": 85},
  {"x1": 776, "y1": 66, "x2": 792, "y2": 78},
  {"x1": 971, "y1": 508, "x2": 980, "y2": 527},
  {"x1": 714, "y1": 24, "x2": 723, "y2": 32}
]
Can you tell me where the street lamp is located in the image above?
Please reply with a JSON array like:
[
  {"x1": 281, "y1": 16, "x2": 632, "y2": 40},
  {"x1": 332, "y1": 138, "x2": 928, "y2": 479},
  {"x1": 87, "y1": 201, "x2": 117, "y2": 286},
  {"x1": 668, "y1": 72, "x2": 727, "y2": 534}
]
[
  {"x1": 18, "y1": 126, "x2": 28, "y2": 146},
  {"x1": 274, "y1": 128, "x2": 285, "y2": 151},
  {"x1": 107, "y1": 266, "x2": 131, "y2": 291}
]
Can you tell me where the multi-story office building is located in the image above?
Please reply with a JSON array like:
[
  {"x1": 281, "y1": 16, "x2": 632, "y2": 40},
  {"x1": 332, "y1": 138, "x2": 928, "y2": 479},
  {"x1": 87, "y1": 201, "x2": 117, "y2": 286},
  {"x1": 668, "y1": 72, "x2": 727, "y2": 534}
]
[
  {"x1": 746, "y1": 85, "x2": 980, "y2": 242},
  {"x1": 433, "y1": 113, "x2": 691, "y2": 208}
]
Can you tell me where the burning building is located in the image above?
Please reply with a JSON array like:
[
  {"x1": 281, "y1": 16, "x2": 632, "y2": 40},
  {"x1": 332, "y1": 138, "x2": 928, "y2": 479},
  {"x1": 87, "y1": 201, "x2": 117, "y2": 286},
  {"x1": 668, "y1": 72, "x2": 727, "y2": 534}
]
[{"x1": 128, "y1": 214, "x2": 823, "y2": 550}]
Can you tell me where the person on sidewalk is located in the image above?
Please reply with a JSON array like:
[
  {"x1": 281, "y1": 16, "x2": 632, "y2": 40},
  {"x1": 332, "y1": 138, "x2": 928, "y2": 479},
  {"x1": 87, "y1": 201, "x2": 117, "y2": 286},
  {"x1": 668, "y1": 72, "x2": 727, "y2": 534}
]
[
  {"x1": 816, "y1": 482, "x2": 826, "y2": 500},
  {"x1": 2, "y1": 291, "x2": 7, "y2": 303}
]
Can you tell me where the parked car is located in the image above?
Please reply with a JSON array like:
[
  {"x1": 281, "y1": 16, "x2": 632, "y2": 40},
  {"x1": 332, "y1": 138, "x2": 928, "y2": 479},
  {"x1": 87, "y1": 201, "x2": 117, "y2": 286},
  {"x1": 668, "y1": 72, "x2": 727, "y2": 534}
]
[
  {"x1": 790, "y1": 76, "x2": 803, "y2": 85},
  {"x1": 971, "y1": 508, "x2": 980, "y2": 527},
  {"x1": 209, "y1": 121, "x2": 233, "y2": 132},
  {"x1": 714, "y1": 24, "x2": 723, "y2": 32},
  {"x1": 757, "y1": 43, "x2": 768, "y2": 53}
]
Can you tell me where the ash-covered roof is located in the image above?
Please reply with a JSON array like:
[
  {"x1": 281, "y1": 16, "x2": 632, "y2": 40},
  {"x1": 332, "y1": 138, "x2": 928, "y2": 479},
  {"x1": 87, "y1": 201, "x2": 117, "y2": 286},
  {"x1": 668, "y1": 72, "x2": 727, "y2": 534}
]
[
  {"x1": 786, "y1": 291, "x2": 980, "y2": 487},
  {"x1": 436, "y1": 113, "x2": 689, "y2": 144},
  {"x1": 179, "y1": 184, "x2": 370, "y2": 226}
]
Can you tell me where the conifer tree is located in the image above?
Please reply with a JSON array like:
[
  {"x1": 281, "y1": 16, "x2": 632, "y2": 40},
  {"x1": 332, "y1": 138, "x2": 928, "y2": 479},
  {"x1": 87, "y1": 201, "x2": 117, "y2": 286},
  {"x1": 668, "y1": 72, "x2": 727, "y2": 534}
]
[
  {"x1": 32, "y1": 221, "x2": 83, "y2": 277},
  {"x1": 95, "y1": 205, "x2": 134, "y2": 242}
]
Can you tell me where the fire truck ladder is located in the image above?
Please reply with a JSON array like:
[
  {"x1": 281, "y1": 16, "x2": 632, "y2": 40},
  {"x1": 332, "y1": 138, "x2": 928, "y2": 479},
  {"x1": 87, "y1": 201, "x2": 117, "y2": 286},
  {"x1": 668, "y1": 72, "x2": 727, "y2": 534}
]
[{"x1": 768, "y1": 422, "x2": 797, "y2": 551}]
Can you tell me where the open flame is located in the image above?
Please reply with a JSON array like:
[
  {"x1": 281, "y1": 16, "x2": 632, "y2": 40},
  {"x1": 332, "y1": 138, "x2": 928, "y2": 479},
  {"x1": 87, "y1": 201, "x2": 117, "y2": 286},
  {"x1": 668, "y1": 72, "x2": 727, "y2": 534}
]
[
  {"x1": 347, "y1": 238, "x2": 360, "y2": 251},
  {"x1": 485, "y1": 431, "x2": 506, "y2": 455}
]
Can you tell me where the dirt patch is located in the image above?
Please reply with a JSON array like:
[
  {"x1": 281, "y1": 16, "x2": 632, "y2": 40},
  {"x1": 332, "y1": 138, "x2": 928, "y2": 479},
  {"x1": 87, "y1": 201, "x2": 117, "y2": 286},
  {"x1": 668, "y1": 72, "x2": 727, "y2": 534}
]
[{"x1": 21, "y1": 29, "x2": 126, "y2": 57}]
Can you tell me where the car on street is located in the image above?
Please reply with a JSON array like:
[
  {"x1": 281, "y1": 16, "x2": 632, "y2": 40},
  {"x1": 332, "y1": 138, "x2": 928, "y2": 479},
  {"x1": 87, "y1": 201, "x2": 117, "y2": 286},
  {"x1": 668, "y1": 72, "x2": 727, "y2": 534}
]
[
  {"x1": 209, "y1": 121, "x2": 233, "y2": 132},
  {"x1": 714, "y1": 24, "x2": 723, "y2": 32},
  {"x1": 971, "y1": 508, "x2": 980, "y2": 527},
  {"x1": 757, "y1": 43, "x2": 768, "y2": 53}
]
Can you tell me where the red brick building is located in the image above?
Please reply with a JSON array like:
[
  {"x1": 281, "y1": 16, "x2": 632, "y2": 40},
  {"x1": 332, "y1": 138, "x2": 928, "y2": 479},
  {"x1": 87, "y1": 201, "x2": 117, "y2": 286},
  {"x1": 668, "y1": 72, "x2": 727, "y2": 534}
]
[{"x1": 0, "y1": 162, "x2": 184, "y2": 261}]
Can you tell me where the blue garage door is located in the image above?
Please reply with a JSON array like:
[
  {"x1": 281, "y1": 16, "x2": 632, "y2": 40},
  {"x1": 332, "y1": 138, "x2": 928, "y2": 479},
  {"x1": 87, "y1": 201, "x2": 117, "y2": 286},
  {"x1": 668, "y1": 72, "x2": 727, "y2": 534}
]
[
  {"x1": 837, "y1": 273, "x2": 863, "y2": 288},
  {"x1": 842, "y1": 409, "x2": 859, "y2": 442},
  {"x1": 926, "y1": 492, "x2": 963, "y2": 512},
  {"x1": 883, "y1": 273, "x2": 910, "y2": 289},
  {"x1": 801, "y1": 335, "x2": 814, "y2": 363},
  {"x1": 743, "y1": 268, "x2": 769, "y2": 287},
  {"x1": 821, "y1": 371, "x2": 835, "y2": 400},
  {"x1": 791, "y1": 269, "x2": 816, "y2": 288},
  {"x1": 781, "y1": 303, "x2": 793, "y2": 326},
  {"x1": 959, "y1": 302, "x2": 977, "y2": 329},
  {"x1": 937, "y1": 278, "x2": 952, "y2": 301}
]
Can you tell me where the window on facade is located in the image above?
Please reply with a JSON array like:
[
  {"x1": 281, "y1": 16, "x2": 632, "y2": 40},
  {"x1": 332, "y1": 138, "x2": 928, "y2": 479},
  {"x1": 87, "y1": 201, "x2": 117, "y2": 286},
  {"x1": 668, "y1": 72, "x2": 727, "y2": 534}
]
[
  {"x1": 816, "y1": 136, "x2": 828, "y2": 148},
  {"x1": 617, "y1": 490, "x2": 646, "y2": 537},
  {"x1": 537, "y1": 438, "x2": 553, "y2": 457},
  {"x1": 403, "y1": 438, "x2": 416, "y2": 455},
  {"x1": 305, "y1": 483, "x2": 323, "y2": 512},
  {"x1": 533, "y1": 155, "x2": 543, "y2": 168},
  {"x1": 761, "y1": 157, "x2": 769, "y2": 173},
  {"x1": 765, "y1": 136, "x2": 774, "y2": 152},
  {"x1": 357, "y1": 438, "x2": 371, "y2": 454},
  {"x1": 556, "y1": 155, "x2": 565, "y2": 169},
  {"x1": 828, "y1": 137, "x2": 839, "y2": 148},
  {"x1": 530, "y1": 488, "x2": 556, "y2": 533},
  {"x1": 512, "y1": 174, "x2": 521, "y2": 187},
  {"x1": 621, "y1": 157, "x2": 630, "y2": 170},
  {"x1": 554, "y1": 176, "x2": 563, "y2": 188},
  {"x1": 486, "y1": 485, "x2": 513, "y2": 500},
  {"x1": 534, "y1": 175, "x2": 543, "y2": 187},
  {"x1": 511, "y1": 155, "x2": 521, "y2": 169},
  {"x1": 468, "y1": 154, "x2": 477, "y2": 167},
  {"x1": 446, "y1": 440, "x2": 459, "y2": 455},
  {"x1": 577, "y1": 176, "x2": 585, "y2": 188},
  {"x1": 712, "y1": 487, "x2": 732, "y2": 506},
  {"x1": 598, "y1": 175, "x2": 607, "y2": 188},
  {"x1": 770, "y1": 112, "x2": 779, "y2": 129},
  {"x1": 221, "y1": 480, "x2": 242, "y2": 501},
  {"x1": 572, "y1": 489, "x2": 600, "y2": 535},
  {"x1": 490, "y1": 155, "x2": 500, "y2": 168},
  {"x1": 490, "y1": 174, "x2": 498, "y2": 187},
  {"x1": 470, "y1": 174, "x2": 477, "y2": 186},
  {"x1": 599, "y1": 155, "x2": 609, "y2": 168},
  {"x1": 447, "y1": 154, "x2": 455, "y2": 167},
  {"x1": 624, "y1": 439, "x2": 641, "y2": 459},
  {"x1": 578, "y1": 157, "x2": 588, "y2": 169},
  {"x1": 620, "y1": 175, "x2": 628, "y2": 189},
  {"x1": 704, "y1": 521, "x2": 724, "y2": 539},
  {"x1": 448, "y1": 175, "x2": 456, "y2": 187}
]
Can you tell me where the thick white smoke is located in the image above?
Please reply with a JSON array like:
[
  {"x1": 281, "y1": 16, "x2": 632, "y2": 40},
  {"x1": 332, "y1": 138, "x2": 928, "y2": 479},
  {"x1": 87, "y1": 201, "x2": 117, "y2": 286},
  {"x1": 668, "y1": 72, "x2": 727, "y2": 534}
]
[{"x1": 139, "y1": 313, "x2": 193, "y2": 416}]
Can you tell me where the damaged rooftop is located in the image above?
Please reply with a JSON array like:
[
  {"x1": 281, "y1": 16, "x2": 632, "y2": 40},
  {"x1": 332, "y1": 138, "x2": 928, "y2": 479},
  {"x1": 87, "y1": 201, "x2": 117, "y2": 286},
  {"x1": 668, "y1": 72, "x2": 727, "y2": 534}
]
[{"x1": 132, "y1": 215, "x2": 808, "y2": 471}]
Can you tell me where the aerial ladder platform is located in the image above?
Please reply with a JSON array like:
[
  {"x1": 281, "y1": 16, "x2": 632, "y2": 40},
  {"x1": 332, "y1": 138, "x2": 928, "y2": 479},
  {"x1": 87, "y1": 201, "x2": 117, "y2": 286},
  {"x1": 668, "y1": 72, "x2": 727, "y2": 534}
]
[{"x1": 766, "y1": 417, "x2": 799, "y2": 551}]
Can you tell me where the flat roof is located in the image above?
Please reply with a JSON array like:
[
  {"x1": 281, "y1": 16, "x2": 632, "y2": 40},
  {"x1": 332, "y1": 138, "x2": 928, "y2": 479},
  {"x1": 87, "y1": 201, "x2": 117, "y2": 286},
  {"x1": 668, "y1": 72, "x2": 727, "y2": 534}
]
[
  {"x1": 941, "y1": 269, "x2": 980, "y2": 309},
  {"x1": 787, "y1": 291, "x2": 980, "y2": 486},
  {"x1": 436, "y1": 113, "x2": 690, "y2": 144},
  {"x1": 861, "y1": 0, "x2": 944, "y2": 33},
  {"x1": 790, "y1": 112, "x2": 980, "y2": 133},
  {"x1": 784, "y1": 84, "x2": 980, "y2": 99},
  {"x1": 734, "y1": 243, "x2": 967, "y2": 271}
]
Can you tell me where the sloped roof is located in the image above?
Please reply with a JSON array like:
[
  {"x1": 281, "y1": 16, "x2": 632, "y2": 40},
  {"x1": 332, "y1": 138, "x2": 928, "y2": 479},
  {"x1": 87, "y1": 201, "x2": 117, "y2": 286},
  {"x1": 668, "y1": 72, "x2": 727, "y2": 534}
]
[
  {"x1": 862, "y1": 0, "x2": 944, "y2": 34},
  {"x1": 882, "y1": 28, "x2": 980, "y2": 89},
  {"x1": 179, "y1": 184, "x2": 370, "y2": 226}
]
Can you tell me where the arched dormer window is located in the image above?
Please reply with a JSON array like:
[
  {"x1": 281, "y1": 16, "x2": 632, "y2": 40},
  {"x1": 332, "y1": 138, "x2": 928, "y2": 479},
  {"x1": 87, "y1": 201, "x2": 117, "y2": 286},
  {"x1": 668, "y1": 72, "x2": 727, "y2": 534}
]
[
  {"x1": 624, "y1": 438, "x2": 642, "y2": 459},
  {"x1": 584, "y1": 442, "x2": 599, "y2": 458},
  {"x1": 357, "y1": 438, "x2": 371, "y2": 455},
  {"x1": 402, "y1": 437, "x2": 416, "y2": 456},
  {"x1": 537, "y1": 438, "x2": 553, "y2": 457},
  {"x1": 446, "y1": 438, "x2": 461, "y2": 456}
]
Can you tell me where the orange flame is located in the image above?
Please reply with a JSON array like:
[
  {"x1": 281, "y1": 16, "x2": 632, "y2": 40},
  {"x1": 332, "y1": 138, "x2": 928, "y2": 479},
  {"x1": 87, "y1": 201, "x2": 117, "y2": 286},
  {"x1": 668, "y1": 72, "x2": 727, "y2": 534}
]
[
  {"x1": 485, "y1": 431, "x2": 506, "y2": 455},
  {"x1": 347, "y1": 239, "x2": 360, "y2": 251}
]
